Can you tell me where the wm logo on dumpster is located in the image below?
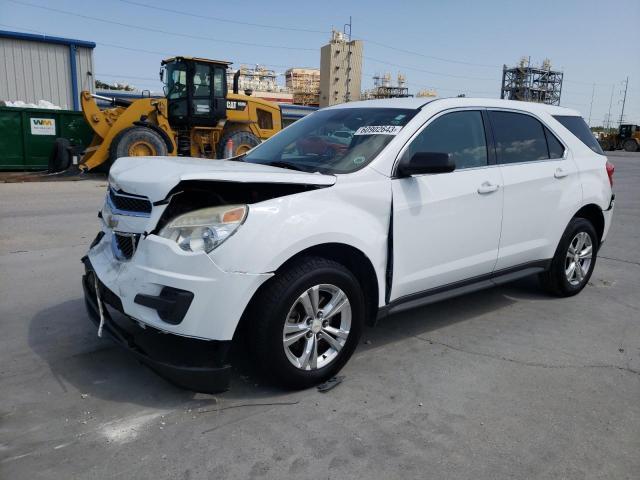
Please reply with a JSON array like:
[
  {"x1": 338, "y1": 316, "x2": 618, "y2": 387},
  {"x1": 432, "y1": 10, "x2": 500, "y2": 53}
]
[{"x1": 30, "y1": 118, "x2": 56, "y2": 136}]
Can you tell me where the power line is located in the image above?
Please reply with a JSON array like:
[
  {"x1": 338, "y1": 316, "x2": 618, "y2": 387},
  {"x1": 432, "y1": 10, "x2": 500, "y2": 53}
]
[
  {"x1": 116, "y1": 0, "x2": 328, "y2": 34},
  {"x1": 364, "y1": 56, "x2": 498, "y2": 81},
  {"x1": 96, "y1": 73, "x2": 158, "y2": 81},
  {"x1": 116, "y1": 0, "x2": 510, "y2": 73},
  {"x1": 5, "y1": 0, "x2": 316, "y2": 51},
  {"x1": 363, "y1": 38, "x2": 499, "y2": 69}
]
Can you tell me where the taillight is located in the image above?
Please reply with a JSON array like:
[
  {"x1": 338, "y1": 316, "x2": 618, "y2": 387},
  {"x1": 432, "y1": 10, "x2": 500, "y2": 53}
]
[{"x1": 606, "y1": 161, "x2": 614, "y2": 187}]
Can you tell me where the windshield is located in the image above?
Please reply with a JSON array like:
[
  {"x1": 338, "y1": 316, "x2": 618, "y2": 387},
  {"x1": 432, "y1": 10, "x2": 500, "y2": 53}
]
[
  {"x1": 164, "y1": 61, "x2": 188, "y2": 99},
  {"x1": 243, "y1": 108, "x2": 417, "y2": 174}
]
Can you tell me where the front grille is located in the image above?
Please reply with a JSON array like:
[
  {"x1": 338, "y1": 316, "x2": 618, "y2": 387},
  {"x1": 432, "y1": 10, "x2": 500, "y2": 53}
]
[
  {"x1": 113, "y1": 232, "x2": 140, "y2": 260},
  {"x1": 109, "y1": 188, "x2": 152, "y2": 216}
]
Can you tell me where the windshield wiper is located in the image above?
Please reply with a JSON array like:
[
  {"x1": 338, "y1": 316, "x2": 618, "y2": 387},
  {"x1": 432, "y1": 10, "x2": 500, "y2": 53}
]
[{"x1": 265, "y1": 161, "x2": 307, "y2": 172}]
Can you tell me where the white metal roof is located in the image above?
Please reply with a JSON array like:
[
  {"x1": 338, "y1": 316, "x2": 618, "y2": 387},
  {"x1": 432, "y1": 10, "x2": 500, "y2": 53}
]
[{"x1": 326, "y1": 97, "x2": 581, "y2": 117}]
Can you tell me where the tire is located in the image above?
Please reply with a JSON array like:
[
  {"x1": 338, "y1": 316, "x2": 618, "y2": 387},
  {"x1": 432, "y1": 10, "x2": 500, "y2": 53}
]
[
  {"x1": 216, "y1": 130, "x2": 260, "y2": 159},
  {"x1": 248, "y1": 256, "x2": 364, "y2": 389},
  {"x1": 109, "y1": 126, "x2": 168, "y2": 166},
  {"x1": 623, "y1": 139, "x2": 638, "y2": 152},
  {"x1": 48, "y1": 138, "x2": 71, "y2": 172},
  {"x1": 539, "y1": 217, "x2": 598, "y2": 297},
  {"x1": 598, "y1": 140, "x2": 612, "y2": 151}
]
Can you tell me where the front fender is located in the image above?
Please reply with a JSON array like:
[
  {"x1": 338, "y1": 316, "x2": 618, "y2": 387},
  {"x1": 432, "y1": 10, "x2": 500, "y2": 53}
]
[{"x1": 209, "y1": 168, "x2": 392, "y2": 305}]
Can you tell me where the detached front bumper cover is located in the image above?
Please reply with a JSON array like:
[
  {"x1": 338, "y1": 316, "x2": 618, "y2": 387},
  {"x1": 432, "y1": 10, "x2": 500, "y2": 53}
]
[{"x1": 81, "y1": 256, "x2": 231, "y2": 393}]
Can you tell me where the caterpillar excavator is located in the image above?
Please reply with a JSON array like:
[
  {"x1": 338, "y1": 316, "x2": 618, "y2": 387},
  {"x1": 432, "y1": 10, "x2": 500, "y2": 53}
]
[{"x1": 77, "y1": 57, "x2": 283, "y2": 171}]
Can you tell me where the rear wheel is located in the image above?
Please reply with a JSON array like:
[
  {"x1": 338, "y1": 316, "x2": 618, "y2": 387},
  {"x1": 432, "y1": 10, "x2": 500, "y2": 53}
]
[
  {"x1": 248, "y1": 256, "x2": 364, "y2": 389},
  {"x1": 109, "y1": 126, "x2": 168, "y2": 166},
  {"x1": 539, "y1": 217, "x2": 598, "y2": 297},
  {"x1": 623, "y1": 139, "x2": 638, "y2": 152},
  {"x1": 216, "y1": 130, "x2": 260, "y2": 159}
]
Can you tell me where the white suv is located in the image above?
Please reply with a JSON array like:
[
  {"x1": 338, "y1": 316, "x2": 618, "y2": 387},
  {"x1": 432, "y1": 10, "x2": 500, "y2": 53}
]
[{"x1": 82, "y1": 97, "x2": 615, "y2": 391}]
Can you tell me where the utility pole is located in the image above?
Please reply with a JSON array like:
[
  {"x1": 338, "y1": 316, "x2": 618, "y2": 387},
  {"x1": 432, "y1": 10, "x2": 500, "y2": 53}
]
[
  {"x1": 618, "y1": 76, "x2": 629, "y2": 127},
  {"x1": 587, "y1": 83, "x2": 595, "y2": 126},
  {"x1": 344, "y1": 16, "x2": 352, "y2": 103},
  {"x1": 606, "y1": 84, "x2": 614, "y2": 132}
]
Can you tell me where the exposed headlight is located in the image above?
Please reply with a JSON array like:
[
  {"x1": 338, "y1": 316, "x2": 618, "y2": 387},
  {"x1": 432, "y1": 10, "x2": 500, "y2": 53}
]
[{"x1": 158, "y1": 205, "x2": 247, "y2": 253}]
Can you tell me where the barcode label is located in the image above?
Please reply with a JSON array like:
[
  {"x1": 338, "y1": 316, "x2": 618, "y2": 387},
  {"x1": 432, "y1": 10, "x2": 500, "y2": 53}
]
[{"x1": 353, "y1": 125, "x2": 402, "y2": 136}]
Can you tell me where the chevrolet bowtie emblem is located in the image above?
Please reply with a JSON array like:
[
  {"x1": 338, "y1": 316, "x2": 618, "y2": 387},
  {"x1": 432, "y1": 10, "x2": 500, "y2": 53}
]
[{"x1": 106, "y1": 215, "x2": 118, "y2": 229}]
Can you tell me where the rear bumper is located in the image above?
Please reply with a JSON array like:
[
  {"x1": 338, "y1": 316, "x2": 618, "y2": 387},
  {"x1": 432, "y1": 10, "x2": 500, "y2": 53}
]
[
  {"x1": 601, "y1": 193, "x2": 615, "y2": 245},
  {"x1": 82, "y1": 257, "x2": 232, "y2": 393}
]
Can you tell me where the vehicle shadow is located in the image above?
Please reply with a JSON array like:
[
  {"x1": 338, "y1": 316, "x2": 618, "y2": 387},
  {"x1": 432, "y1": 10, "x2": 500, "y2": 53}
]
[{"x1": 27, "y1": 276, "x2": 549, "y2": 407}]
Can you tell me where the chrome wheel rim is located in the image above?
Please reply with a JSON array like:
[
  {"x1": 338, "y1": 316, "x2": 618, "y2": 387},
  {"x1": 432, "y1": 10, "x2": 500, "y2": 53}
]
[
  {"x1": 282, "y1": 284, "x2": 351, "y2": 371},
  {"x1": 565, "y1": 231, "x2": 593, "y2": 286}
]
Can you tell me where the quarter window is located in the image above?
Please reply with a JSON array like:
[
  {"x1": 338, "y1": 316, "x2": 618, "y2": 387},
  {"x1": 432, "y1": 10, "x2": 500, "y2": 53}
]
[
  {"x1": 489, "y1": 111, "x2": 550, "y2": 164},
  {"x1": 405, "y1": 111, "x2": 488, "y2": 169},
  {"x1": 553, "y1": 115, "x2": 604, "y2": 155},
  {"x1": 544, "y1": 127, "x2": 565, "y2": 159}
]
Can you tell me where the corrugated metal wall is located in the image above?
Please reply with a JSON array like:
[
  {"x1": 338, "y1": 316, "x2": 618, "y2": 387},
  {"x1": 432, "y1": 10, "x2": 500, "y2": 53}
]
[
  {"x1": 76, "y1": 46, "x2": 94, "y2": 93},
  {"x1": 0, "y1": 38, "x2": 94, "y2": 110}
]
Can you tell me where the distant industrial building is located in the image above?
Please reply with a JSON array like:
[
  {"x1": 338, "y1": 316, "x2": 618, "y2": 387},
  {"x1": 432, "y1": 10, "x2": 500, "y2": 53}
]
[
  {"x1": 285, "y1": 68, "x2": 320, "y2": 106},
  {"x1": 0, "y1": 30, "x2": 95, "y2": 111},
  {"x1": 363, "y1": 73, "x2": 410, "y2": 99},
  {"x1": 500, "y1": 58, "x2": 563, "y2": 106},
  {"x1": 226, "y1": 64, "x2": 293, "y2": 104},
  {"x1": 319, "y1": 30, "x2": 363, "y2": 107},
  {"x1": 416, "y1": 89, "x2": 438, "y2": 98}
]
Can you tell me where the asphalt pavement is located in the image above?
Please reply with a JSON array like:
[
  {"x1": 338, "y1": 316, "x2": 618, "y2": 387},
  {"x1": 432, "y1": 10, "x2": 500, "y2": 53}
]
[{"x1": 1, "y1": 151, "x2": 638, "y2": 479}]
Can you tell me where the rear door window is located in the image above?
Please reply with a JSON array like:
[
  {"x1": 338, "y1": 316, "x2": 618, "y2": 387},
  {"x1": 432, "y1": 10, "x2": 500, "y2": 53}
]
[
  {"x1": 488, "y1": 111, "x2": 549, "y2": 164},
  {"x1": 553, "y1": 115, "x2": 604, "y2": 155}
]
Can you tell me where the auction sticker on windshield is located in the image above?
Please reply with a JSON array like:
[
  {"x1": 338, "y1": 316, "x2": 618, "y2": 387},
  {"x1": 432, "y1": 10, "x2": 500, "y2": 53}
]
[{"x1": 353, "y1": 125, "x2": 403, "y2": 135}]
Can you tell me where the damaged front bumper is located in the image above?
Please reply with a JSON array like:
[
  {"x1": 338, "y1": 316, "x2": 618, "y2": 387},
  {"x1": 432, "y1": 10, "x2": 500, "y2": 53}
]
[{"x1": 82, "y1": 256, "x2": 232, "y2": 393}]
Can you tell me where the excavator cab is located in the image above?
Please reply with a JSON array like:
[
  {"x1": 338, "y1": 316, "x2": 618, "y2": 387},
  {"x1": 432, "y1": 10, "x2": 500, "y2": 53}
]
[{"x1": 161, "y1": 57, "x2": 230, "y2": 127}]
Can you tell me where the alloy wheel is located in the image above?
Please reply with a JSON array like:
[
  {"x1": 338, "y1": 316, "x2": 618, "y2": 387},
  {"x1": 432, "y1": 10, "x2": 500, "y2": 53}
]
[
  {"x1": 282, "y1": 284, "x2": 351, "y2": 371},
  {"x1": 565, "y1": 231, "x2": 593, "y2": 286}
]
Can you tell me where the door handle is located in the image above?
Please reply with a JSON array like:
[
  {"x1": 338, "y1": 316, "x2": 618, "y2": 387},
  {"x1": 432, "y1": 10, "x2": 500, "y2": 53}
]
[
  {"x1": 554, "y1": 168, "x2": 569, "y2": 179},
  {"x1": 477, "y1": 181, "x2": 499, "y2": 194}
]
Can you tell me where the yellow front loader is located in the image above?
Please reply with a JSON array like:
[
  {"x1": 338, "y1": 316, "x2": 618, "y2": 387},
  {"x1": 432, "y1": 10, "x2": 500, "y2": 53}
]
[{"x1": 79, "y1": 57, "x2": 282, "y2": 171}]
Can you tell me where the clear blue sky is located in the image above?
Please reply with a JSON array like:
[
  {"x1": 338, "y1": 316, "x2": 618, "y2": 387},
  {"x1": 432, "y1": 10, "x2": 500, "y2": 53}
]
[{"x1": 1, "y1": 0, "x2": 638, "y2": 125}]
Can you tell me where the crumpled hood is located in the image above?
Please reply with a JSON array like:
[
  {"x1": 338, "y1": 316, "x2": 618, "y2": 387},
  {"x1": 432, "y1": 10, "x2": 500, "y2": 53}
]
[{"x1": 108, "y1": 156, "x2": 336, "y2": 202}]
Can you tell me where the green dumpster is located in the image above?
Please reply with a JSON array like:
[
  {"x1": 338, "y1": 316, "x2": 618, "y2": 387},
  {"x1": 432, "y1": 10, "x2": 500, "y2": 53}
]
[{"x1": 0, "y1": 106, "x2": 94, "y2": 171}]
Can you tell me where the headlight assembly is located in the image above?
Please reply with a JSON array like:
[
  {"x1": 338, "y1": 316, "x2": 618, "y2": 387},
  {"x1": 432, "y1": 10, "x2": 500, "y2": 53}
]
[{"x1": 158, "y1": 205, "x2": 247, "y2": 253}]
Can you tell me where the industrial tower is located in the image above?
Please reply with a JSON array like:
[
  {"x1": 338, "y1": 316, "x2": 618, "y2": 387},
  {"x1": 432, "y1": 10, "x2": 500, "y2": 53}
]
[{"x1": 500, "y1": 58, "x2": 563, "y2": 106}]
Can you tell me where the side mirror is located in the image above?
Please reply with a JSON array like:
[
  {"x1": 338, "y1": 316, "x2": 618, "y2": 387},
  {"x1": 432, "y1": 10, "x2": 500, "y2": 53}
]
[{"x1": 397, "y1": 152, "x2": 455, "y2": 177}]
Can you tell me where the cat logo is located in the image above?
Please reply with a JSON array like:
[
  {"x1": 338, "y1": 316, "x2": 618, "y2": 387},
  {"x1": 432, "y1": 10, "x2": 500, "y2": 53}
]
[{"x1": 226, "y1": 100, "x2": 247, "y2": 111}]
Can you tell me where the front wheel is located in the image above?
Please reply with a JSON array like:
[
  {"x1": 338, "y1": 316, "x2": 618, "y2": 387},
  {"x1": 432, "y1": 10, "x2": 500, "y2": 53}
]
[
  {"x1": 109, "y1": 126, "x2": 168, "y2": 168},
  {"x1": 623, "y1": 139, "x2": 638, "y2": 152},
  {"x1": 248, "y1": 256, "x2": 364, "y2": 389},
  {"x1": 539, "y1": 218, "x2": 598, "y2": 297}
]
